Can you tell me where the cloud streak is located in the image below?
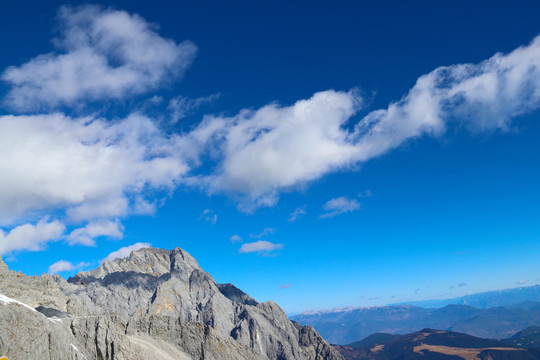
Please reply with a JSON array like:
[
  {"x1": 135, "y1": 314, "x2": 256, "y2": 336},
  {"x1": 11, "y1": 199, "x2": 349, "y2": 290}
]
[
  {"x1": 186, "y1": 35, "x2": 540, "y2": 210},
  {"x1": 238, "y1": 240, "x2": 283, "y2": 255},
  {"x1": 319, "y1": 197, "x2": 360, "y2": 218},
  {"x1": 288, "y1": 207, "x2": 306, "y2": 222},
  {"x1": 250, "y1": 227, "x2": 276, "y2": 239}
]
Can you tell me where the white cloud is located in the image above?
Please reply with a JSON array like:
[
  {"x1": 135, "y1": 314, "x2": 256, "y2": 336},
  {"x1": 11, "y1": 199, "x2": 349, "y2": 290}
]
[
  {"x1": 279, "y1": 283, "x2": 292, "y2": 289},
  {"x1": 288, "y1": 206, "x2": 306, "y2": 222},
  {"x1": 48, "y1": 260, "x2": 75, "y2": 274},
  {"x1": 516, "y1": 280, "x2": 529, "y2": 285},
  {"x1": 2, "y1": 5, "x2": 197, "y2": 111},
  {"x1": 3, "y1": 6, "x2": 540, "y2": 257},
  {"x1": 185, "y1": 90, "x2": 362, "y2": 210},
  {"x1": 200, "y1": 209, "x2": 218, "y2": 225},
  {"x1": 0, "y1": 113, "x2": 188, "y2": 245},
  {"x1": 103, "y1": 242, "x2": 151, "y2": 263},
  {"x1": 0, "y1": 6, "x2": 192, "y2": 254},
  {"x1": 0, "y1": 218, "x2": 66, "y2": 255},
  {"x1": 238, "y1": 240, "x2": 283, "y2": 254},
  {"x1": 48, "y1": 260, "x2": 89, "y2": 274},
  {"x1": 250, "y1": 227, "x2": 276, "y2": 239},
  {"x1": 185, "y1": 35, "x2": 540, "y2": 211},
  {"x1": 230, "y1": 235, "x2": 242, "y2": 243},
  {"x1": 319, "y1": 196, "x2": 360, "y2": 218},
  {"x1": 68, "y1": 219, "x2": 124, "y2": 246}
]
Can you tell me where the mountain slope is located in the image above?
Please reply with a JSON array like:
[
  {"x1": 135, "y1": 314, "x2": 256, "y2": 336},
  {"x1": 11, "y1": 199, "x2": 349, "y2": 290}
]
[
  {"x1": 0, "y1": 247, "x2": 342, "y2": 360},
  {"x1": 346, "y1": 333, "x2": 403, "y2": 348},
  {"x1": 333, "y1": 329, "x2": 540, "y2": 360},
  {"x1": 503, "y1": 326, "x2": 540, "y2": 348}
]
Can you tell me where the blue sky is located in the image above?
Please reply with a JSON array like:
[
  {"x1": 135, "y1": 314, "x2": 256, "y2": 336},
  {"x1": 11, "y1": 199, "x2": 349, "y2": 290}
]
[{"x1": 0, "y1": 0, "x2": 539, "y2": 313}]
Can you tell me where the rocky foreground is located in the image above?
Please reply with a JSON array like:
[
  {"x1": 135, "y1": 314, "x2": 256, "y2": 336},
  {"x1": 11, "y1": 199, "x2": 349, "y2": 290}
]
[{"x1": 0, "y1": 247, "x2": 343, "y2": 360}]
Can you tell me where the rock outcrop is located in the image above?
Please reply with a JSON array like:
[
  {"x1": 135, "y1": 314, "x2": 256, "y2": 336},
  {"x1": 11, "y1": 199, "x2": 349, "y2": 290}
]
[{"x1": 0, "y1": 247, "x2": 342, "y2": 360}]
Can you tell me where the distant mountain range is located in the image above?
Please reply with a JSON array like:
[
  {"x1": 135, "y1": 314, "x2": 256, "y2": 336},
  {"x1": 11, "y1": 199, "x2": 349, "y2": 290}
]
[
  {"x1": 396, "y1": 285, "x2": 540, "y2": 309},
  {"x1": 291, "y1": 301, "x2": 540, "y2": 344},
  {"x1": 332, "y1": 327, "x2": 540, "y2": 360}
]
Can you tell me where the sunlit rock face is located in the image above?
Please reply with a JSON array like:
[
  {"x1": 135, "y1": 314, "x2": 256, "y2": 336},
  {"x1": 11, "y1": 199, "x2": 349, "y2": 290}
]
[{"x1": 0, "y1": 247, "x2": 343, "y2": 360}]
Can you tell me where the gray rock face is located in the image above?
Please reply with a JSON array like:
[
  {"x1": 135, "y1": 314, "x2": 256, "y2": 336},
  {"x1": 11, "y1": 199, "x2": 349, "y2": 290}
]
[
  {"x1": 0, "y1": 293, "x2": 87, "y2": 360},
  {"x1": 0, "y1": 257, "x2": 73, "y2": 313},
  {"x1": 0, "y1": 247, "x2": 342, "y2": 360},
  {"x1": 68, "y1": 315, "x2": 148, "y2": 360}
]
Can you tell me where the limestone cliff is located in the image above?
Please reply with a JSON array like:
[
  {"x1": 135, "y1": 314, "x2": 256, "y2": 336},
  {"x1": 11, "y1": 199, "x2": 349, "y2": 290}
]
[{"x1": 0, "y1": 247, "x2": 342, "y2": 360}]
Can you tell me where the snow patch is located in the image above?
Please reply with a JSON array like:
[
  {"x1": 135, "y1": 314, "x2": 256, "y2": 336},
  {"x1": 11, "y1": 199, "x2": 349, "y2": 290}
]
[
  {"x1": 71, "y1": 343, "x2": 88, "y2": 359},
  {"x1": 0, "y1": 293, "x2": 36, "y2": 312}
]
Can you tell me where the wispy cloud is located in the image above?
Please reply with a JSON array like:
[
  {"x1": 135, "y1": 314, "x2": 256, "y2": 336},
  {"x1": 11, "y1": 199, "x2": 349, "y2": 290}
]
[
  {"x1": 239, "y1": 240, "x2": 283, "y2": 255},
  {"x1": 319, "y1": 197, "x2": 360, "y2": 218},
  {"x1": 168, "y1": 94, "x2": 220, "y2": 123},
  {"x1": 358, "y1": 190, "x2": 372, "y2": 198},
  {"x1": 230, "y1": 234, "x2": 242, "y2": 243},
  {"x1": 103, "y1": 242, "x2": 151, "y2": 263},
  {"x1": 516, "y1": 280, "x2": 529, "y2": 285},
  {"x1": 280, "y1": 283, "x2": 292, "y2": 289},
  {"x1": 250, "y1": 227, "x2": 276, "y2": 238},
  {"x1": 288, "y1": 207, "x2": 306, "y2": 222},
  {"x1": 200, "y1": 209, "x2": 218, "y2": 225},
  {"x1": 450, "y1": 282, "x2": 467, "y2": 289}
]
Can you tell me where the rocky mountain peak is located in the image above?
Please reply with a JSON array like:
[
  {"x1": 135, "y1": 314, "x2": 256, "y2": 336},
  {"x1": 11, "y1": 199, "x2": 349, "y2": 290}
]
[{"x1": 1, "y1": 246, "x2": 343, "y2": 360}]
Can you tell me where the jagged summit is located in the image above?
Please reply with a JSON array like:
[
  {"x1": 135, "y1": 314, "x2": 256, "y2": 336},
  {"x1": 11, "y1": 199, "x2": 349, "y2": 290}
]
[
  {"x1": 0, "y1": 246, "x2": 343, "y2": 360},
  {"x1": 76, "y1": 247, "x2": 199, "y2": 280}
]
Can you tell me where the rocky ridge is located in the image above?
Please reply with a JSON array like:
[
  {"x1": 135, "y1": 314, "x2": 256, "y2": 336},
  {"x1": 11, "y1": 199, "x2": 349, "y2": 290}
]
[{"x1": 0, "y1": 247, "x2": 342, "y2": 360}]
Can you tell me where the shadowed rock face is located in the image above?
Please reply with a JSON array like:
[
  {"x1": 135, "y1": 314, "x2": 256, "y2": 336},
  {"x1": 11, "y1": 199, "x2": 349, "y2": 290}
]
[{"x1": 0, "y1": 247, "x2": 343, "y2": 360}]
